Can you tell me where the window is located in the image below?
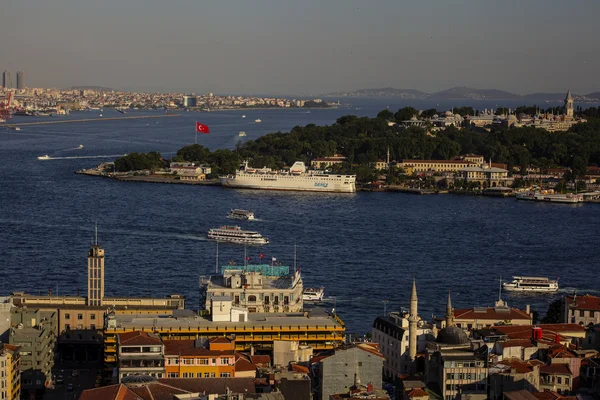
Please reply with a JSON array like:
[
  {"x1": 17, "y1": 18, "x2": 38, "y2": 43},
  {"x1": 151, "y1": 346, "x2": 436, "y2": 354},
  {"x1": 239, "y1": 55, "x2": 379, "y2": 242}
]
[
  {"x1": 210, "y1": 372, "x2": 216, "y2": 378},
  {"x1": 565, "y1": 378, "x2": 570, "y2": 385},
  {"x1": 90, "y1": 314, "x2": 96, "y2": 320},
  {"x1": 580, "y1": 310, "x2": 585, "y2": 317},
  {"x1": 557, "y1": 377, "x2": 562, "y2": 384},
  {"x1": 591, "y1": 310, "x2": 595, "y2": 318},
  {"x1": 64, "y1": 313, "x2": 70, "y2": 319},
  {"x1": 77, "y1": 314, "x2": 83, "y2": 320},
  {"x1": 204, "y1": 373, "x2": 210, "y2": 378},
  {"x1": 248, "y1": 295, "x2": 256, "y2": 302},
  {"x1": 196, "y1": 373, "x2": 202, "y2": 377},
  {"x1": 220, "y1": 372, "x2": 231, "y2": 377},
  {"x1": 183, "y1": 359, "x2": 194, "y2": 365},
  {"x1": 90, "y1": 324, "x2": 96, "y2": 330},
  {"x1": 221, "y1": 358, "x2": 230, "y2": 365},
  {"x1": 168, "y1": 373, "x2": 179, "y2": 378},
  {"x1": 198, "y1": 359, "x2": 208, "y2": 365},
  {"x1": 65, "y1": 324, "x2": 70, "y2": 331},
  {"x1": 212, "y1": 358, "x2": 217, "y2": 365}
]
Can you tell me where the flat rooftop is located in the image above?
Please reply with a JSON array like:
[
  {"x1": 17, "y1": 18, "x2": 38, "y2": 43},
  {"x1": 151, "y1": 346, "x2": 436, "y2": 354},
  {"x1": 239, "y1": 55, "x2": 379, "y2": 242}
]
[{"x1": 107, "y1": 308, "x2": 343, "y2": 330}]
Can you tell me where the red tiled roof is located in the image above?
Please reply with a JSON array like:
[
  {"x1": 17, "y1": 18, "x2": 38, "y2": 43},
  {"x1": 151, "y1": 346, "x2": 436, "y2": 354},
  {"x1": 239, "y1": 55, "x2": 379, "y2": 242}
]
[
  {"x1": 163, "y1": 340, "x2": 232, "y2": 357},
  {"x1": 118, "y1": 331, "x2": 162, "y2": 347},
  {"x1": 235, "y1": 353, "x2": 257, "y2": 373},
  {"x1": 497, "y1": 358, "x2": 536, "y2": 374},
  {"x1": 79, "y1": 384, "x2": 143, "y2": 400},
  {"x1": 540, "y1": 364, "x2": 572, "y2": 376},
  {"x1": 454, "y1": 307, "x2": 531, "y2": 321},
  {"x1": 290, "y1": 363, "x2": 309, "y2": 374},
  {"x1": 406, "y1": 388, "x2": 428, "y2": 398},
  {"x1": 532, "y1": 392, "x2": 565, "y2": 400},
  {"x1": 499, "y1": 339, "x2": 536, "y2": 349},
  {"x1": 566, "y1": 294, "x2": 600, "y2": 311},
  {"x1": 209, "y1": 337, "x2": 232, "y2": 344},
  {"x1": 402, "y1": 159, "x2": 473, "y2": 164}
]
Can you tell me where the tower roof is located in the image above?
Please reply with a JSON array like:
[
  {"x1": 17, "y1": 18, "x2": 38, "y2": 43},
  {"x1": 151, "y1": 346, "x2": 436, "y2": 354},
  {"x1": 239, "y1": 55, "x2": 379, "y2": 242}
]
[
  {"x1": 566, "y1": 90, "x2": 573, "y2": 100},
  {"x1": 410, "y1": 279, "x2": 417, "y2": 302}
]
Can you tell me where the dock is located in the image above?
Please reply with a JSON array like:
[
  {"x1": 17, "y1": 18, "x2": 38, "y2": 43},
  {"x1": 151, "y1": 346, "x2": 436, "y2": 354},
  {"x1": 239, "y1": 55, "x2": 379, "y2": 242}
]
[
  {"x1": 5, "y1": 114, "x2": 180, "y2": 127},
  {"x1": 76, "y1": 169, "x2": 220, "y2": 186},
  {"x1": 387, "y1": 186, "x2": 437, "y2": 195}
]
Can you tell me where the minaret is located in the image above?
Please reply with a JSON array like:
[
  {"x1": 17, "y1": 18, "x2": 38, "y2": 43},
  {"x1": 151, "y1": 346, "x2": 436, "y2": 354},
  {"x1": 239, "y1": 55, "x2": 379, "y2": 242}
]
[
  {"x1": 445, "y1": 291, "x2": 454, "y2": 328},
  {"x1": 565, "y1": 90, "x2": 574, "y2": 119},
  {"x1": 408, "y1": 279, "x2": 418, "y2": 360},
  {"x1": 87, "y1": 224, "x2": 105, "y2": 306}
]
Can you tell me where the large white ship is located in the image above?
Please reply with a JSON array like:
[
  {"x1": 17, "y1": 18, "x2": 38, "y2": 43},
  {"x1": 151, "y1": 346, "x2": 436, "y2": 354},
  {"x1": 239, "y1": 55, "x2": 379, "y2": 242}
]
[
  {"x1": 503, "y1": 276, "x2": 559, "y2": 292},
  {"x1": 207, "y1": 225, "x2": 269, "y2": 245},
  {"x1": 220, "y1": 161, "x2": 356, "y2": 193}
]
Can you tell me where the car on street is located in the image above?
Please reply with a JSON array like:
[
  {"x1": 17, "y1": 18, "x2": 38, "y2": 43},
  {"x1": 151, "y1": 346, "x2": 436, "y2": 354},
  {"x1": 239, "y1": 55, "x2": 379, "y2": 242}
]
[{"x1": 67, "y1": 383, "x2": 74, "y2": 392}]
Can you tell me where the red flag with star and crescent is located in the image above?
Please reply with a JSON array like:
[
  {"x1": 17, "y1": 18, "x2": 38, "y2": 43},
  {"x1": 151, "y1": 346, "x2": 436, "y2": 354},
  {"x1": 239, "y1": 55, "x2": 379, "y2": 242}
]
[{"x1": 196, "y1": 122, "x2": 210, "y2": 134}]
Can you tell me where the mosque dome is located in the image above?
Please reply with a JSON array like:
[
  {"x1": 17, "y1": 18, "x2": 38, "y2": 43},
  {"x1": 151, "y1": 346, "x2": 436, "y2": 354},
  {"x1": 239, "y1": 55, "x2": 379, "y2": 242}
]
[
  {"x1": 436, "y1": 326, "x2": 470, "y2": 346},
  {"x1": 445, "y1": 111, "x2": 453, "y2": 117},
  {"x1": 121, "y1": 374, "x2": 157, "y2": 385},
  {"x1": 454, "y1": 114, "x2": 462, "y2": 119},
  {"x1": 507, "y1": 115, "x2": 517, "y2": 121}
]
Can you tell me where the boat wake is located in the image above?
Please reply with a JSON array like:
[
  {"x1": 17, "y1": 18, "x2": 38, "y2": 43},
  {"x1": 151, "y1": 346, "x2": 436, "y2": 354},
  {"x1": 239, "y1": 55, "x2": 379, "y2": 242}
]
[{"x1": 37, "y1": 154, "x2": 126, "y2": 161}]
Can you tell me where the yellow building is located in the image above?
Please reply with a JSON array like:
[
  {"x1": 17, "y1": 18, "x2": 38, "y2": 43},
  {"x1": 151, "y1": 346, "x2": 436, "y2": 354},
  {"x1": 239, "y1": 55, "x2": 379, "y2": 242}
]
[
  {"x1": 104, "y1": 309, "x2": 345, "y2": 368},
  {"x1": 164, "y1": 337, "x2": 236, "y2": 378},
  {"x1": 0, "y1": 343, "x2": 21, "y2": 400},
  {"x1": 399, "y1": 159, "x2": 474, "y2": 173}
]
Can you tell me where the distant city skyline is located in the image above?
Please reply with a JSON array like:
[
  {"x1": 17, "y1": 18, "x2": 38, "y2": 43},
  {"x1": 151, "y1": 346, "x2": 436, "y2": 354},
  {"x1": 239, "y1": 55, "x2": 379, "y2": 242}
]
[{"x1": 2, "y1": 0, "x2": 600, "y2": 95}]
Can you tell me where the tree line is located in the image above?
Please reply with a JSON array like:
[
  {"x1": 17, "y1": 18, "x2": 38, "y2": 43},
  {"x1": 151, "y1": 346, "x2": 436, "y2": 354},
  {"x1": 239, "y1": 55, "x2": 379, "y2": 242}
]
[{"x1": 114, "y1": 107, "x2": 600, "y2": 180}]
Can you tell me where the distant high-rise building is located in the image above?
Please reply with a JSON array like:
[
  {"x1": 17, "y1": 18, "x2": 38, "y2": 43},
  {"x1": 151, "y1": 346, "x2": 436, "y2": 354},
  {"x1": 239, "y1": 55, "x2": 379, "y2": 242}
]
[
  {"x1": 183, "y1": 94, "x2": 197, "y2": 108},
  {"x1": 2, "y1": 70, "x2": 12, "y2": 89},
  {"x1": 16, "y1": 71, "x2": 24, "y2": 89}
]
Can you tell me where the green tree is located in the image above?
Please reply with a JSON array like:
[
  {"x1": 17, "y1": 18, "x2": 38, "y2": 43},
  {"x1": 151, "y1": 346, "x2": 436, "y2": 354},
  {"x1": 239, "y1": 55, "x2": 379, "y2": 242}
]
[
  {"x1": 394, "y1": 107, "x2": 418, "y2": 123},
  {"x1": 176, "y1": 144, "x2": 211, "y2": 163},
  {"x1": 377, "y1": 109, "x2": 394, "y2": 121},
  {"x1": 541, "y1": 299, "x2": 562, "y2": 323}
]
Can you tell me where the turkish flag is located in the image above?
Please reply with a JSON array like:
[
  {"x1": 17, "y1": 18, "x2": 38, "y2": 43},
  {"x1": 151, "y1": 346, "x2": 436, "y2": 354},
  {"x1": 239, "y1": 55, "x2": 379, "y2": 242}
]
[{"x1": 196, "y1": 122, "x2": 210, "y2": 134}]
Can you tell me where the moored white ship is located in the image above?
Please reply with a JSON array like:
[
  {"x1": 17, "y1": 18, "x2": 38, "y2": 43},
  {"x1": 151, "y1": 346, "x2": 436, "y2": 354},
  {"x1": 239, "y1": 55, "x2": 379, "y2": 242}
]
[
  {"x1": 207, "y1": 225, "x2": 268, "y2": 245},
  {"x1": 303, "y1": 287, "x2": 325, "y2": 301},
  {"x1": 37, "y1": 155, "x2": 50, "y2": 160},
  {"x1": 227, "y1": 209, "x2": 255, "y2": 221},
  {"x1": 503, "y1": 276, "x2": 559, "y2": 292},
  {"x1": 220, "y1": 161, "x2": 356, "y2": 193},
  {"x1": 516, "y1": 190, "x2": 584, "y2": 203}
]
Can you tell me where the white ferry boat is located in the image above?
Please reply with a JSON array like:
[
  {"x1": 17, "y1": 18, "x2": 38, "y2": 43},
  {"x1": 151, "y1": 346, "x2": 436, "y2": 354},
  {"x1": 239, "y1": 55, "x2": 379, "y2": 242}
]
[
  {"x1": 37, "y1": 155, "x2": 50, "y2": 160},
  {"x1": 220, "y1": 161, "x2": 356, "y2": 193},
  {"x1": 207, "y1": 225, "x2": 268, "y2": 245},
  {"x1": 502, "y1": 276, "x2": 559, "y2": 292},
  {"x1": 516, "y1": 191, "x2": 584, "y2": 203},
  {"x1": 255, "y1": 118, "x2": 262, "y2": 123},
  {"x1": 227, "y1": 209, "x2": 255, "y2": 221},
  {"x1": 303, "y1": 287, "x2": 325, "y2": 301},
  {"x1": 238, "y1": 131, "x2": 247, "y2": 137}
]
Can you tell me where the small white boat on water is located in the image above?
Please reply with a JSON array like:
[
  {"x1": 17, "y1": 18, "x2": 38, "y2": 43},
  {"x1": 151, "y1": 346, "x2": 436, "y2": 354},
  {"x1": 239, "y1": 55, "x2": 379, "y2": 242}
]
[
  {"x1": 303, "y1": 287, "x2": 325, "y2": 301},
  {"x1": 255, "y1": 118, "x2": 262, "y2": 123},
  {"x1": 238, "y1": 131, "x2": 247, "y2": 137},
  {"x1": 227, "y1": 209, "x2": 255, "y2": 221},
  {"x1": 78, "y1": 144, "x2": 84, "y2": 149},
  {"x1": 242, "y1": 115, "x2": 246, "y2": 119},
  {"x1": 503, "y1": 276, "x2": 559, "y2": 292},
  {"x1": 37, "y1": 155, "x2": 50, "y2": 160}
]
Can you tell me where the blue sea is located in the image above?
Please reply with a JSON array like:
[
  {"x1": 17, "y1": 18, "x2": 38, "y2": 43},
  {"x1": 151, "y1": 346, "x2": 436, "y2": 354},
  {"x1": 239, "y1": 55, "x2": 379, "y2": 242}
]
[{"x1": 1, "y1": 99, "x2": 599, "y2": 335}]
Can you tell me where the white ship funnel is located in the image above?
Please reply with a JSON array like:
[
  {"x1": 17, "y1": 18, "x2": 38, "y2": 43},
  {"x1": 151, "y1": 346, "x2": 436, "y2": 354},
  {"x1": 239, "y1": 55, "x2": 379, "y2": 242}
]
[{"x1": 290, "y1": 161, "x2": 306, "y2": 174}]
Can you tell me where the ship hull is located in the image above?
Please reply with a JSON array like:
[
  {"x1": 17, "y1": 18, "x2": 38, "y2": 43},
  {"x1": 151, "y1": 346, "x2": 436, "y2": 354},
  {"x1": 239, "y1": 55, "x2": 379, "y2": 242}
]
[{"x1": 220, "y1": 176, "x2": 356, "y2": 193}]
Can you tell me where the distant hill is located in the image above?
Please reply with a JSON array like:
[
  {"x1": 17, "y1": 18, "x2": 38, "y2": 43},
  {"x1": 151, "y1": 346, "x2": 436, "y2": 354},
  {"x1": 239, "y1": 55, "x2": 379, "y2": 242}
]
[
  {"x1": 323, "y1": 87, "x2": 427, "y2": 98},
  {"x1": 428, "y1": 86, "x2": 520, "y2": 100},
  {"x1": 69, "y1": 85, "x2": 119, "y2": 92},
  {"x1": 321, "y1": 86, "x2": 600, "y2": 102}
]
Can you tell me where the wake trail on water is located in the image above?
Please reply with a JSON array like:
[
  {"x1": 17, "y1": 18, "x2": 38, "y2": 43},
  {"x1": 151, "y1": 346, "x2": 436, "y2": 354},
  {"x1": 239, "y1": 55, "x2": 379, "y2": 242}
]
[{"x1": 38, "y1": 155, "x2": 127, "y2": 160}]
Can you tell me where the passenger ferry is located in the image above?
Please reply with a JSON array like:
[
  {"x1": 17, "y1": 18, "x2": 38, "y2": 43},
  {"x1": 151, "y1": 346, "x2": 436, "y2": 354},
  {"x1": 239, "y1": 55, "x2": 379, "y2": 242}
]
[
  {"x1": 516, "y1": 191, "x2": 584, "y2": 203},
  {"x1": 207, "y1": 225, "x2": 268, "y2": 245},
  {"x1": 227, "y1": 209, "x2": 255, "y2": 221},
  {"x1": 220, "y1": 161, "x2": 356, "y2": 193},
  {"x1": 502, "y1": 276, "x2": 559, "y2": 292},
  {"x1": 37, "y1": 155, "x2": 50, "y2": 160},
  {"x1": 303, "y1": 287, "x2": 325, "y2": 301}
]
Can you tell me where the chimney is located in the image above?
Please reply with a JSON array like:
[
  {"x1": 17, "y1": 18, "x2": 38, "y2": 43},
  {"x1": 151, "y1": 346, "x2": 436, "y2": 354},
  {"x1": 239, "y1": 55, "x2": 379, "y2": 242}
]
[
  {"x1": 367, "y1": 383, "x2": 373, "y2": 392},
  {"x1": 555, "y1": 334, "x2": 561, "y2": 344},
  {"x1": 526, "y1": 304, "x2": 531, "y2": 315}
]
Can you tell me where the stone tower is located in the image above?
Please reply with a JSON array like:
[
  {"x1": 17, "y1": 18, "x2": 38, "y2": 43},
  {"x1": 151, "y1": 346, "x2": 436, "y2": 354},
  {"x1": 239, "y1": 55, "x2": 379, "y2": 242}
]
[
  {"x1": 408, "y1": 279, "x2": 418, "y2": 360},
  {"x1": 445, "y1": 291, "x2": 454, "y2": 328},
  {"x1": 565, "y1": 90, "x2": 574, "y2": 119},
  {"x1": 87, "y1": 226, "x2": 105, "y2": 306}
]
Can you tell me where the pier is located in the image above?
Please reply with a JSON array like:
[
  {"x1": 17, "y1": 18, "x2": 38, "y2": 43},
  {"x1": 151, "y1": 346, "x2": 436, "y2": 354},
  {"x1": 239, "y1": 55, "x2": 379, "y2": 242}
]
[{"x1": 5, "y1": 114, "x2": 180, "y2": 127}]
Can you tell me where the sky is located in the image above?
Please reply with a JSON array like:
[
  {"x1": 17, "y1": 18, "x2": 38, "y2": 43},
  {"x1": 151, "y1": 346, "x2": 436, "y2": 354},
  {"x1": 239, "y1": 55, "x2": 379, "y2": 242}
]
[{"x1": 2, "y1": 0, "x2": 600, "y2": 95}]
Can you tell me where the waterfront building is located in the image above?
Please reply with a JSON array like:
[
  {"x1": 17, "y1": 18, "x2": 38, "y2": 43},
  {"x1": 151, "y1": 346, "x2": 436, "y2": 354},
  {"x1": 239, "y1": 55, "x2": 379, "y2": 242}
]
[
  {"x1": 163, "y1": 337, "x2": 236, "y2": 378},
  {"x1": 2, "y1": 71, "x2": 12, "y2": 89},
  {"x1": 9, "y1": 237, "x2": 184, "y2": 364},
  {"x1": 0, "y1": 343, "x2": 21, "y2": 400},
  {"x1": 79, "y1": 377, "x2": 257, "y2": 400},
  {"x1": 117, "y1": 331, "x2": 165, "y2": 382},
  {"x1": 103, "y1": 308, "x2": 345, "y2": 372},
  {"x1": 170, "y1": 162, "x2": 211, "y2": 176},
  {"x1": 562, "y1": 294, "x2": 600, "y2": 326},
  {"x1": 371, "y1": 280, "x2": 434, "y2": 378},
  {"x1": 311, "y1": 343, "x2": 384, "y2": 400},
  {"x1": 457, "y1": 162, "x2": 511, "y2": 188},
  {"x1": 183, "y1": 94, "x2": 197, "y2": 107},
  {"x1": 448, "y1": 299, "x2": 532, "y2": 331},
  {"x1": 0, "y1": 297, "x2": 13, "y2": 342},
  {"x1": 200, "y1": 264, "x2": 303, "y2": 314},
  {"x1": 425, "y1": 293, "x2": 489, "y2": 400},
  {"x1": 310, "y1": 154, "x2": 347, "y2": 169},
  {"x1": 9, "y1": 309, "x2": 56, "y2": 398},
  {"x1": 16, "y1": 71, "x2": 24, "y2": 90},
  {"x1": 399, "y1": 159, "x2": 475, "y2": 173}
]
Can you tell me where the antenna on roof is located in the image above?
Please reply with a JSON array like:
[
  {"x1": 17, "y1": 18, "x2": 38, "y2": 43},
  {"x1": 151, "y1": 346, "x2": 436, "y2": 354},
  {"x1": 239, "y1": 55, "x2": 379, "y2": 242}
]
[
  {"x1": 95, "y1": 222, "x2": 98, "y2": 245},
  {"x1": 293, "y1": 241, "x2": 297, "y2": 274},
  {"x1": 215, "y1": 241, "x2": 219, "y2": 274},
  {"x1": 499, "y1": 277, "x2": 502, "y2": 302}
]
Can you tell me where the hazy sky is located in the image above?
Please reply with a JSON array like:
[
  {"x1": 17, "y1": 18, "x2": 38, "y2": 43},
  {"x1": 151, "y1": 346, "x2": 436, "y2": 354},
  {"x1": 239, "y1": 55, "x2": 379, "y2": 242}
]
[{"x1": 3, "y1": 0, "x2": 599, "y2": 95}]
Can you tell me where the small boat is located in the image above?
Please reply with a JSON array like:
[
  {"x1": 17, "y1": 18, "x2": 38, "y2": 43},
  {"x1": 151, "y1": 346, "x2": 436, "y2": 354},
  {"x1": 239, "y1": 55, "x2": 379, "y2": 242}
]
[
  {"x1": 255, "y1": 118, "x2": 262, "y2": 123},
  {"x1": 242, "y1": 115, "x2": 246, "y2": 119},
  {"x1": 227, "y1": 209, "x2": 255, "y2": 221},
  {"x1": 503, "y1": 276, "x2": 559, "y2": 292},
  {"x1": 207, "y1": 225, "x2": 268, "y2": 245},
  {"x1": 303, "y1": 287, "x2": 325, "y2": 301},
  {"x1": 37, "y1": 155, "x2": 50, "y2": 160},
  {"x1": 99, "y1": 114, "x2": 103, "y2": 117},
  {"x1": 238, "y1": 131, "x2": 247, "y2": 137},
  {"x1": 78, "y1": 144, "x2": 84, "y2": 149},
  {"x1": 9, "y1": 127, "x2": 21, "y2": 131}
]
